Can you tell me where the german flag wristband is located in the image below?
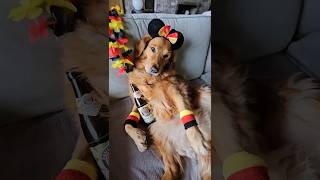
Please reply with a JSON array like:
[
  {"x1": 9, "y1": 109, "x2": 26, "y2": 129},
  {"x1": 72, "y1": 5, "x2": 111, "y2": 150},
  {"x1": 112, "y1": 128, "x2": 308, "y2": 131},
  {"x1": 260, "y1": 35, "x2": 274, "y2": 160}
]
[
  {"x1": 180, "y1": 110, "x2": 198, "y2": 129},
  {"x1": 124, "y1": 111, "x2": 140, "y2": 128},
  {"x1": 223, "y1": 151, "x2": 270, "y2": 180},
  {"x1": 56, "y1": 159, "x2": 97, "y2": 180}
]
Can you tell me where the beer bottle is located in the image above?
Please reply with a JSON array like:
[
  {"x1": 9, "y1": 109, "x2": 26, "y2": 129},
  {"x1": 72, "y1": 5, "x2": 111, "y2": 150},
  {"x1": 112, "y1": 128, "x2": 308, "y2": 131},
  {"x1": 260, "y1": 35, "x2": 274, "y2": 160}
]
[
  {"x1": 129, "y1": 83, "x2": 155, "y2": 124},
  {"x1": 66, "y1": 70, "x2": 110, "y2": 179}
]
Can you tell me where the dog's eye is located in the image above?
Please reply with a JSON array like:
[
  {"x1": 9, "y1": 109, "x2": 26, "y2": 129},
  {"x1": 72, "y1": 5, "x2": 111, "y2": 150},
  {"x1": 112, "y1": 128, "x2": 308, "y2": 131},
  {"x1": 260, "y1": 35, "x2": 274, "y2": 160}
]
[
  {"x1": 151, "y1": 47, "x2": 156, "y2": 53},
  {"x1": 163, "y1": 54, "x2": 169, "y2": 59}
]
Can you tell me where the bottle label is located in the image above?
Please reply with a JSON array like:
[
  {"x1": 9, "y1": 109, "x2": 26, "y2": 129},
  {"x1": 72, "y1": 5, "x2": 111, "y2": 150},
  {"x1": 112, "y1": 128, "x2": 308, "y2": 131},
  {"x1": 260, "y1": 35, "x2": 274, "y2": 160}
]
[
  {"x1": 76, "y1": 93, "x2": 102, "y2": 116},
  {"x1": 133, "y1": 91, "x2": 142, "y2": 98},
  {"x1": 90, "y1": 141, "x2": 110, "y2": 179},
  {"x1": 138, "y1": 105, "x2": 155, "y2": 123}
]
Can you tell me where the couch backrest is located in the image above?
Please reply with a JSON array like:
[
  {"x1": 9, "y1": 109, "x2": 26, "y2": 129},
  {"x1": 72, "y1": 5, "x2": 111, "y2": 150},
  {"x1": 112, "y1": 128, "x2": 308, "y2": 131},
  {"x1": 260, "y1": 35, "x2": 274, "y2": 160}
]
[
  {"x1": 109, "y1": 13, "x2": 211, "y2": 99},
  {"x1": 297, "y1": 0, "x2": 320, "y2": 38},
  {"x1": 214, "y1": 0, "x2": 302, "y2": 61}
]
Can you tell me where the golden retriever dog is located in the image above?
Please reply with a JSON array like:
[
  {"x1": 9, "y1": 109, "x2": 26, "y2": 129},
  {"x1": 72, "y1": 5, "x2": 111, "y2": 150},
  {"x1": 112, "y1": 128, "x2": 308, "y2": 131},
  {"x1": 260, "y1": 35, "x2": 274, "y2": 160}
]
[
  {"x1": 61, "y1": 1, "x2": 212, "y2": 179},
  {"x1": 124, "y1": 32, "x2": 212, "y2": 180}
]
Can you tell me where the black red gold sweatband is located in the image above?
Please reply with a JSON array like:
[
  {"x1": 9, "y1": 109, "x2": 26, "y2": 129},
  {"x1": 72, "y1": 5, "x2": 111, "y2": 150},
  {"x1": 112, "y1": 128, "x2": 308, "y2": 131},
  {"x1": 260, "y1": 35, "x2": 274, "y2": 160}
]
[
  {"x1": 180, "y1": 110, "x2": 198, "y2": 129},
  {"x1": 124, "y1": 111, "x2": 140, "y2": 128},
  {"x1": 56, "y1": 159, "x2": 97, "y2": 180},
  {"x1": 223, "y1": 151, "x2": 270, "y2": 180}
]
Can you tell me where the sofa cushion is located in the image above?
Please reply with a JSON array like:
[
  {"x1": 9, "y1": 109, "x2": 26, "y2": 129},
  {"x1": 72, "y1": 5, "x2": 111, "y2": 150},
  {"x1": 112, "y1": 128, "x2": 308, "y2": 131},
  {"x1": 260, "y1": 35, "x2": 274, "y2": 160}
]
[
  {"x1": 109, "y1": 14, "x2": 211, "y2": 99},
  {"x1": 214, "y1": 0, "x2": 301, "y2": 61},
  {"x1": 287, "y1": 32, "x2": 320, "y2": 79},
  {"x1": 297, "y1": 0, "x2": 320, "y2": 37},
  {"x1": 0, "y1": 111, "x2": 78, "y2": 180},
  {"x1": 247, "y1": 52, "x2": 301, "y2": 80}
]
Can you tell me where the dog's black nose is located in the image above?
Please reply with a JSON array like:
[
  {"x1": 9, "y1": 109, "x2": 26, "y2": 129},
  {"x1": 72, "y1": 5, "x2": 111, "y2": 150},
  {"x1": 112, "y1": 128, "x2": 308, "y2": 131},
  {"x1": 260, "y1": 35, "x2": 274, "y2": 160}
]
[{"x1": 150, "y1": 66, "x2": 159, "y2": 74}]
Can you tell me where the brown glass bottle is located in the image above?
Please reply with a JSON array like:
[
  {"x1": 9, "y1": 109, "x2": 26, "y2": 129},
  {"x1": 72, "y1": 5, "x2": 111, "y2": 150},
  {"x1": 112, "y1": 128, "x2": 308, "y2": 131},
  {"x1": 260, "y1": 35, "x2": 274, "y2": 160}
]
[
  {"x1": 129, "y1": 83, "x2": 155, "y2": 124},
  {"x1": 66, "y1": 70, "x2": 109, "y2": 180}
]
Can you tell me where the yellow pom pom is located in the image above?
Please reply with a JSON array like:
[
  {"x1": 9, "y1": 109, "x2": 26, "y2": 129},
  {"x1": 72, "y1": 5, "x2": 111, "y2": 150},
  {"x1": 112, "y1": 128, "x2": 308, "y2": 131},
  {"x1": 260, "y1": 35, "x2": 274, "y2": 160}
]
[{"x1": 109, "y1": 20, "x2": 124, "y2": 32}]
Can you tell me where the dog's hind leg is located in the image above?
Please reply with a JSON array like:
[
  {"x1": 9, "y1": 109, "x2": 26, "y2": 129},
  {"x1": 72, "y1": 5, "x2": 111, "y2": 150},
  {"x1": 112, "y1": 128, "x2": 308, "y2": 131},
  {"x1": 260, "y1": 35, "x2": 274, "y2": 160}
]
[
  {"x1": 198, "y1": 151, "x2": 212, "y2": 180},
  {"x1": 277, "y1": 73, "x2": 320, "y2": 150},
  {"x1": 153, "y1": 135, "x2": 183, "y2": 180}
]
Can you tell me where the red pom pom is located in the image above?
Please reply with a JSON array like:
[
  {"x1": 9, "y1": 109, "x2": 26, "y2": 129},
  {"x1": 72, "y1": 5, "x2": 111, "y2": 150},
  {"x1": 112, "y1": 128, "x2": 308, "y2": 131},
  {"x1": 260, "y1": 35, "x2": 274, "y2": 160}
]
[
  {"x1": 117, "y1": 37, "x2": 128, "y2": 45},
  {"x1": 109, "y1": 47, "x2": 121, "y2": 58},
  {"x1": 117, "y1": 67, "x2": 126, "y2": 76},
  {"x1": 228, "y1": 166, "x2": 270, "y2": 180},
  {"x1": 29, "y1": 16, "x2": 49, "y2": 43}
]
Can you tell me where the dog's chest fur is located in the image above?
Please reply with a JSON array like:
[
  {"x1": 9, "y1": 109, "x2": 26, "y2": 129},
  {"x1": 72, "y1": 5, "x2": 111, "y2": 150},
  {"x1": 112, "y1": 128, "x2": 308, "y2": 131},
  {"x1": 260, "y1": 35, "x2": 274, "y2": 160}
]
[
  {"x1": 128, "y1": 69, "x2": 197, "y2": 158},
  {"x1": 128, "y1": 69, "x2": 183, "y2": 120},
  {"x1": 150, "y1": 119, "x2": 196, "y2": 158}
]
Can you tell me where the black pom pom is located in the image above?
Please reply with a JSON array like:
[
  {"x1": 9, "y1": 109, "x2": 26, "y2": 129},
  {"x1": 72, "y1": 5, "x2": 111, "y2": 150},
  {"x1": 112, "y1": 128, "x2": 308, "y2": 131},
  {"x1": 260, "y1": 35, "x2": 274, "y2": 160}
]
[
  {"x1": 170, "y1": 29, "x2": 184, "y2": 50},
  {"x1": 122, "y1": 49, "x2": 133, "y2": 57},
  {"x1": 148, "y1": 19, "x2": 165, "y2": 38},
  {"x1": 115, "y1": 30, "x2": 125, "y2": 39},
  {"x1": 125, "y1": 63, "x2": 134, "y2": 73},
  {"x1": 49, "y1": 6, "x2": 76, "y2": 37},
  {"x1": 110, "y1": 9, "x2": 118, "y2": 16}
]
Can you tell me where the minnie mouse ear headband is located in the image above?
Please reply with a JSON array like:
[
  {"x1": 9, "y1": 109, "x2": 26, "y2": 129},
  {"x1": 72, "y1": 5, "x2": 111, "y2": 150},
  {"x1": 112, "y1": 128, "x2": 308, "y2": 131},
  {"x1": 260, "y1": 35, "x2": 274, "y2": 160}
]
[{"x1": 148, "y1": 19, "x2": 184, "y2": 50}]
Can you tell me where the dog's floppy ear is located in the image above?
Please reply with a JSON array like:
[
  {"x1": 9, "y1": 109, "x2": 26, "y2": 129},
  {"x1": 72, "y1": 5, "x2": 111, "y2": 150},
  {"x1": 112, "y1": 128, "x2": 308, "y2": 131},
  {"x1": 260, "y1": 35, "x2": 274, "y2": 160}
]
[
  {"x1": 148, "y1": 19, "x2": 165, "y2": 38},
  {"x1": 163, "y1": 53, "x2": 176, "y2": 72},
  {"x1": 134, "y1": 34, "x2": 152, "y2": 57}
]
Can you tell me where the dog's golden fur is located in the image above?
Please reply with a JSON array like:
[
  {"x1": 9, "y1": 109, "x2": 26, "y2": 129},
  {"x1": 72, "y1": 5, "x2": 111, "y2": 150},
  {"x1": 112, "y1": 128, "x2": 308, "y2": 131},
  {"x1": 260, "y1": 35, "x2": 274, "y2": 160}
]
[{"x1": 125, "y1": 35, "x2": 212, "y2": 180}]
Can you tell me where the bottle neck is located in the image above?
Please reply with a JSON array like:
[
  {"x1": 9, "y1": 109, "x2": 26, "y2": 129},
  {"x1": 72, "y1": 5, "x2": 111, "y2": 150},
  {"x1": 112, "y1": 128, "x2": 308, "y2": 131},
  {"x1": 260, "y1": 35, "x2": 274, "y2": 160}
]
[
  {"x1": 66, "y1": 70, "x2": 109, "y2": 146},
  {"x1": 66, "y1": 71, "x2": 94, "y2": 97}
]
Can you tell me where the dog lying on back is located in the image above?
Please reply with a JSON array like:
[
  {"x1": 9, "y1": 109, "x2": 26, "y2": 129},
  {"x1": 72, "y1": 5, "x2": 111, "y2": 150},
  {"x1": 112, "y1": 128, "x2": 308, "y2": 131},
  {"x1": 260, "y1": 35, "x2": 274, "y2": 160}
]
[
  {"x1": 60, "y1": 2, "x2": 212, "y2": 178},
  {"x1": 124, "y1": 19, "x2": 212, "y2": 180}
]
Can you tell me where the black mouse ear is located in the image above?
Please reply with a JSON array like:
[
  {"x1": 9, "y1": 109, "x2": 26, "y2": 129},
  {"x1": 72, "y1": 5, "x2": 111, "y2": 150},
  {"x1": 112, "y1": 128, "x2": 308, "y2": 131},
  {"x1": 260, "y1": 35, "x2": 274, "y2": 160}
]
[
  {"x1": 170, "y1": 30, "x2": 184, "y2": 50},
  {"x1": 148, "y1": 19, "x2": 165, "y2": 38}
]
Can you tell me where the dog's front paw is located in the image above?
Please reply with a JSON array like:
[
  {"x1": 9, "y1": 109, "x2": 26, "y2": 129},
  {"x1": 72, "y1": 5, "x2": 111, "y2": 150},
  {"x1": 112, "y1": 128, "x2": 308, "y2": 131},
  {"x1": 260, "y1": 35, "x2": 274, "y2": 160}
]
[
  {"x1": 133, "y1": 128, "x2": 148, "y2": 152},
  {"x1": 186, "y1": 126, "x2": 210, "y2": 155},
  {"x1": 125, "y1": 125, "x2": 148, "y2": 152}
]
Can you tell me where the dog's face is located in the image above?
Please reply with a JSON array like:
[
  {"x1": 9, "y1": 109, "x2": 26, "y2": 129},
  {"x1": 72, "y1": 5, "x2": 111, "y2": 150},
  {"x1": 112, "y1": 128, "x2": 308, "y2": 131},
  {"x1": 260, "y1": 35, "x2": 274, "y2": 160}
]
[{"x1": 135, "y1": 35, "x2": 175, "y2": 76}]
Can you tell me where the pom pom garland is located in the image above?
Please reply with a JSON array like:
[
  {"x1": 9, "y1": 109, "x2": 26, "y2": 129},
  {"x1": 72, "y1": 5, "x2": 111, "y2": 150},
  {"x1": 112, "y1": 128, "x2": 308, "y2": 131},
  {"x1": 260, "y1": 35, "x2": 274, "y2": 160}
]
[
  {"x1": 8, "y1": 0, "x2": 78, "y2": 40},
  {"x1": 108, "y1": 5, "x2": 134, "y2": 76}
]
